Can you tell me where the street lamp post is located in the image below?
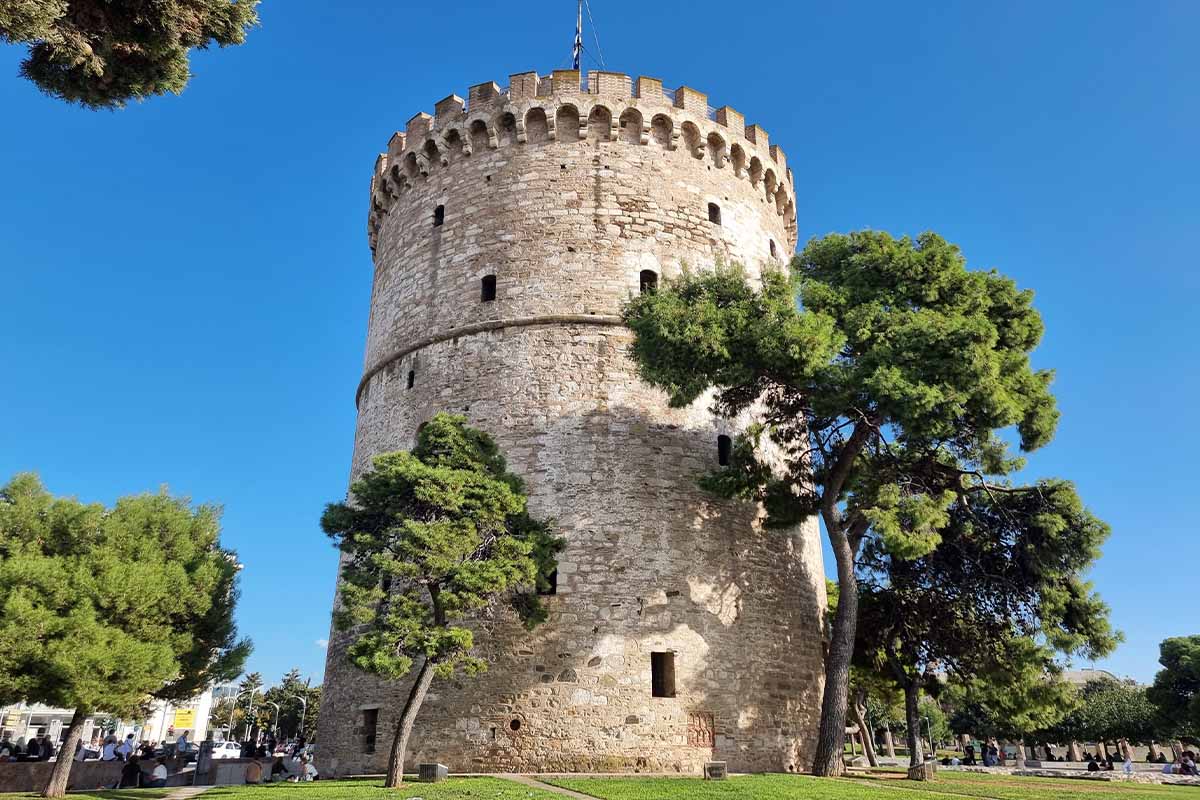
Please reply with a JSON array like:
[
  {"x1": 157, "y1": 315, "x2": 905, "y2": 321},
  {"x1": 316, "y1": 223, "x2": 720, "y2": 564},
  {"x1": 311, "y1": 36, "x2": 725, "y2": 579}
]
[
  {"x1": 285, "y1": 694, "x2": 308, "y2": 741},
  {"x1": 262, "y1": 701, "x2": 281, "y2": 740},
  {"x1": 924, "y1": 716, "x2": 933, "y2": 759}
]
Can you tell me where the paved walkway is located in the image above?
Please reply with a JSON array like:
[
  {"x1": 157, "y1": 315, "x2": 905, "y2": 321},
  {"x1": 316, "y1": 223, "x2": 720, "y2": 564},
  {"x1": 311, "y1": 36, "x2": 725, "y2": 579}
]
[
  {"x1": 164, "y1": 786, "x2": 211, "y2": 800},
  {"x1": 499, "y1": 775, "x2": 599, "y2": 798}
]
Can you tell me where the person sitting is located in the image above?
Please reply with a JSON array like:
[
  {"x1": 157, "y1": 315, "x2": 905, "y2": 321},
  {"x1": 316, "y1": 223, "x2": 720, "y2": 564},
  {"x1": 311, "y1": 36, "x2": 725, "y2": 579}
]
[
  {"x1": 119, "y1": 756, "x2": 142, "y2": 788},
  {"x1": 269, "y1": 757, "x2": 290, "y2": 782},
  {"x1": 145, "y1": 758, "x2": 169, "y2": 788},
  {"x1": 38, "y1": 735, "x2": 54, "y2": 761},
  {"x1": 25, "y1": 736, "x2": 40, "y2": 761},
  {"x1": 1087, "y1": 754, "x2": 1100, "y2": 772}
]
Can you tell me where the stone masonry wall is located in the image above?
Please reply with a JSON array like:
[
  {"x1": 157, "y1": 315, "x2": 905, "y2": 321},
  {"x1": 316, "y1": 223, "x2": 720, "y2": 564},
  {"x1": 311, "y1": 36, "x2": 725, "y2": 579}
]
[{"x1": 318, "y1": 68, "x2": 825, "y2": 777}]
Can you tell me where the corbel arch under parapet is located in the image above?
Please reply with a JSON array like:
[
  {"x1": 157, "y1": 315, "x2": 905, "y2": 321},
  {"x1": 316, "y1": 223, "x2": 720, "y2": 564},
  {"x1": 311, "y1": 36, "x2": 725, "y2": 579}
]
[
  {"x1": 388, "y1": 164, "x2": 410, "y2": 194},
  {"x1": 730, "y1": 143, "x2": 747, "y2": 177},
  {"x1": 467, "y1": 118, "x2": 491, "y2": 153},
  {"x1": 403, "y1": 151, "x2": 420, "y2": 180},
  {"x1": 763, "y1": 169, "x2": 778, "y2": 204},
  {"x1": 680, "y1": 121, "x2": 703, "y2": 159},
  {"x1": 748, "y1": 156, "x2": 763, "y2": 187},
  {"x1": 422, "y1": 139, "x2": 442, "y2": 171},
  {"x1": 650, "y1": 113, "x2": 673, "y2": 149},
  {"x1": 495, "y1": 111, "x2": 518, "y2": 146},
  {"x1": 587, "y1": 104, "x2": 613, "y2": 141},
  {"x1": 775, "y1": 186, "x2": 788, "y2": 216},
  {"x1": 706, "y1": 131, "x2": 728, "y2": 168},
  {"x1": 556, "y1": 104, "x2": 581, "y2": 142},
  {"x1": 441, "y1": 128, "x2": 465, "y2": 162},
  {"x1": 618, "y1": 107, "x2": 643, "y2": 144},
  {"x1": 524, "y1": 107, "x2": 549, "y2": 144}
]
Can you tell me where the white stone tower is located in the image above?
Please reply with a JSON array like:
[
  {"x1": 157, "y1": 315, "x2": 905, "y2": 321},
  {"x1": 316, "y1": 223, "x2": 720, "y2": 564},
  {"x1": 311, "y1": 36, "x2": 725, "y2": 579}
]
[{"x1": 318, "y1": 68, "x2": 827, "y2": 776}]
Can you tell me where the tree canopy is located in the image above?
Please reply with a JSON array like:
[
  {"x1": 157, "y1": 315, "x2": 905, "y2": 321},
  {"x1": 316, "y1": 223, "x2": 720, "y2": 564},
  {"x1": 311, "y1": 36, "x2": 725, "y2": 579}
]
[
  {"x1": 855, "y1": 476, "x2": 1116, "y2": 768},
  {"x1": 321, "y1": 413, "x2": 561, "y2": 786},
  {"x1": 623, "y1": 231, "x2": 1064, "y2": 774},
  {"x1": 0, "y1": 0, "x2": 260, "y2": 108},
  {"x1": 1148, "y1": 635, "x2": 1200, "y2": 742},
  {"x1": 0, "y1": 473, "x2": 250, "y2": 796}
]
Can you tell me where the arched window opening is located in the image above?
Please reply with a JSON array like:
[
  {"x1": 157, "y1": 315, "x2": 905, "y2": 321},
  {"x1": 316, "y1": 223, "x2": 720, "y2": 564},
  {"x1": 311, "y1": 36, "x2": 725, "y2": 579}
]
[
  {"x1": 407, "y1": 369, "x2": 415, "y2": 389},
  {"x1": 433, "y1": 204, "x2": 445, "y2": 227},
  {"x1": 708, "y1": 202, "x2": 722, "y2": 225},
  {"x1": 639, "y1": 269, "x2": 658, "y2": 294},
  {"x1": 769, "y1": 240, "x2": 777, "y2": 258},
  {"x1": 717, "y1": 434, "x2": 732, "y2": 466},
  {"x1": 481, "y1": 274, "x2": 497, "y2": 302}
]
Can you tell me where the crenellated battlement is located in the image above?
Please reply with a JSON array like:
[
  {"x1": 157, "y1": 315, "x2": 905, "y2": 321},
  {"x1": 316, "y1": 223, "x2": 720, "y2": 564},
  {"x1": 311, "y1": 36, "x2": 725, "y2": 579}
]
[{"x1": 367, "y1": 69, "x2": 798, "y2": 253}]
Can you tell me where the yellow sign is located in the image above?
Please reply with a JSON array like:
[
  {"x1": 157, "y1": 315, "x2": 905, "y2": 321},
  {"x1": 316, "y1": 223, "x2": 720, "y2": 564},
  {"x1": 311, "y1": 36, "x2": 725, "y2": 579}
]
[
  {"x1": 172, "y1": 709, "x2": 197, "y2": 730},
  {"x1": 3, "y1": 713, "x2": 21, "y2": 728}
]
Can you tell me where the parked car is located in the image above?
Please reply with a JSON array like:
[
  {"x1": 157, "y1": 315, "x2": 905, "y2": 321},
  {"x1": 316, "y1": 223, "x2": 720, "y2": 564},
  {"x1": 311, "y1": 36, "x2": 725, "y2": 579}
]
[{"x1": 210, "y1": 741, "x2": 244, "y2": 760}]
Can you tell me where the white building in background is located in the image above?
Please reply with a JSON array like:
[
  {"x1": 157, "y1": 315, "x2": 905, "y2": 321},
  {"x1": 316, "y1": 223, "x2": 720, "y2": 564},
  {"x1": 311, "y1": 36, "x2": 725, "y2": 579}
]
[{"x1": 0, "y1": 687, "x2": 214, "y2": 748}]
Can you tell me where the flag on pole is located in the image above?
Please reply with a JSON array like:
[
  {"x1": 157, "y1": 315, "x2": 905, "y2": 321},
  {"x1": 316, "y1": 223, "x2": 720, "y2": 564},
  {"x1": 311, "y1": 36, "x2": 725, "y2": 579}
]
[{"x1": 572, "y1": 0, "x2": 583, "y2": 69}]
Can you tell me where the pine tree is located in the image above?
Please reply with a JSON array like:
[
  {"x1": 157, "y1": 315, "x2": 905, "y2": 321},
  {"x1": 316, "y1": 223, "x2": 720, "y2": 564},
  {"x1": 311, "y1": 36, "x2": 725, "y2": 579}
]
[
  {"x1": 0, "y1": 0, "x2": 260, "y2": 108},
  {"x1": 623, "y1": 231, "x2": 1062, "y2": 775},
  {"x1": 0, "y1": 474, "x2": 250, "y2": 797},
  {"x1": 855, "y1": 481, "x2": 1118, "y2": 776},
  {"x1": 321, "y1": 413, "x2": 561, "y2": 786}
]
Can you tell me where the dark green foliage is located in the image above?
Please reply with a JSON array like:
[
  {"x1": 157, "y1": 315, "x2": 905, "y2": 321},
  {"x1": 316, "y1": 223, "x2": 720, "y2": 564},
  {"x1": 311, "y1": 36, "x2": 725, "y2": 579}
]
[
  {"x1": 0, "y1": 0, "x2": 260, "y2": 108},
  {"x1": 623, "y1": 231, "x2": 1072, "y2": 772},
  {"x1": 1148, "y1": 635, "x2": 1200, "y2": 741},
  {"x1": 857, "y1": 479, "x2": 1117, "y2": 700},
  {"x1": 0, "y1": 472, "x2": 250, "y2": 715},
  {"x1": 321, "y1": 413, "x2": 562, "y2": 682},
  {"x1": 1062, "y1": 678, "x2": 1158, "y2": 745}
]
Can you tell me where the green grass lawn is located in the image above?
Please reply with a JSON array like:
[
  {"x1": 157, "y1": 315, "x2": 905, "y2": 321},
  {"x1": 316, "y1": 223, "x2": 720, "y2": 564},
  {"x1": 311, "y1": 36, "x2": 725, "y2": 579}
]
[
  {"x1": 203, "y1": 778, "x2": 562, "y2": 800},
  {"x1": 0, "y1": 791, "x2": 170, "y2": 800},
  {"x1": 549, "y1": 772, "x2": 1200, "y2": 800},
  {"x1": 854, "y1": 770, "x2": 1198, "y2": 800},
  {"x1": 548, "y1": 774, "x2": 952, "y2": 800}
]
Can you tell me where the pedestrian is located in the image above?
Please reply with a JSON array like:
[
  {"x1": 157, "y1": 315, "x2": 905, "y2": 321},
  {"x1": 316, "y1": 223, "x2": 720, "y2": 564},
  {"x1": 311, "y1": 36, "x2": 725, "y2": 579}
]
[
  {"x1": 100, "y1": 735, "x2": 118, "y2": 761},
  {"x1": 1123, "y1": 755, "x2": 1134, "y2": 775},
  {"x1": 116, "y1": 733, "x2": 135, "y2": 761},
  {"x1": 119, "y1": 755, "x2": 142, "y2": 788},
  {"x1": 146, "y1": 758, "x2": 169, "y2": 788},
  {"x1": 176, "y1": 730, "x2": 189, "y2": 753}
]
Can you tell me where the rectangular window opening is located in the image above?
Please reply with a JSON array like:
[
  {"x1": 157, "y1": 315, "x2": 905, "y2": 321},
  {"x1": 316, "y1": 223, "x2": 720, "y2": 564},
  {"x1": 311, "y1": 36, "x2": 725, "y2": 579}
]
[
  {"x1": 361, "y1": 708, "x2": 378, "y2": 754},
  {"x1": 717, "y1": 435, "x2": 732, "y2": 466},
  {"x1": 651, "y1": 651, "x2": 676, "y2": 698},
  {"x1": 539, "y1": 569, "x2": 558, "y2": 596},
  {"x1": 433, "y1": 204, "x2": 445, "y2": 227},
  {"x1": 481, "y1": 274, "x2": 497, "y2": 302}
]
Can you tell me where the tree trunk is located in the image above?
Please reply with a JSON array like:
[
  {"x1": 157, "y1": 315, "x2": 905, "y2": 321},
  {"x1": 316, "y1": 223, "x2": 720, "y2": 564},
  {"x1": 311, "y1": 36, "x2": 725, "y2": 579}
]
[
  {"x1": 43, "y1": 708, "x2": 86, "y2": 798},
  {"x1": 1148, "y1": 741, "x2": 1162, "y2": 762},
  {"x1": 885, "y1": 727, "x2": 896, "y2": 758},
  {"x1": 1013, "y1": 739, "x2": 1026, "y2": 768},
  {"x1": 1068, "y1": 740, "x2": 1082, "y2": 762},
  {"x1": 850, "y1": 694, "x2": 878, "y2": 767},
  {"x1": 811, "y1": 526, "x2": 859, "y2": 777},
  {"x1": 902, "y1": 681, "x2": 923, "y2": 772},
  {"x1": 384, "y1": 658, "x2": 437, "y2": 788}
]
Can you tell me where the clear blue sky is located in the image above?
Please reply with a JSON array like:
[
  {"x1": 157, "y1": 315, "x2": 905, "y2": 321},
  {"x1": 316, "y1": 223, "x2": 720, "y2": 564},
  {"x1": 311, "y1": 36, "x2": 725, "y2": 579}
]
[{"x1": 1, "y1": 0, "x2": 1195, "y2": 688}]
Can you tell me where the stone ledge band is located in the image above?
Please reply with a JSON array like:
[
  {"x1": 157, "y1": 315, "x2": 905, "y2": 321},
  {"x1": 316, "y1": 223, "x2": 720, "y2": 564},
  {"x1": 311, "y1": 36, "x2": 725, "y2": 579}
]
[{"x1": 355, "y1": 313, "x2": 627, "y2": 408}]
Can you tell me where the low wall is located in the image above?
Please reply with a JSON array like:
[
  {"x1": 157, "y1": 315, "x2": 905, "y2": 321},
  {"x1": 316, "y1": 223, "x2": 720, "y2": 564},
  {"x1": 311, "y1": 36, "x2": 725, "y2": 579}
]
[
  {"x1": 0, "y1": 761, "x2": 124, "y2": 793},
  {"x1": 197, "y1": 758, "x2": 291, "y2": 786}
]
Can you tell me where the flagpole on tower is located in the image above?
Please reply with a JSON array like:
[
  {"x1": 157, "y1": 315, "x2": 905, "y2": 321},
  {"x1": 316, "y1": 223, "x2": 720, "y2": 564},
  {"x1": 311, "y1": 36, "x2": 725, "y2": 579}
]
[{"x1": 572, "y1": 0, "x2": 583, "y2": 70}]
